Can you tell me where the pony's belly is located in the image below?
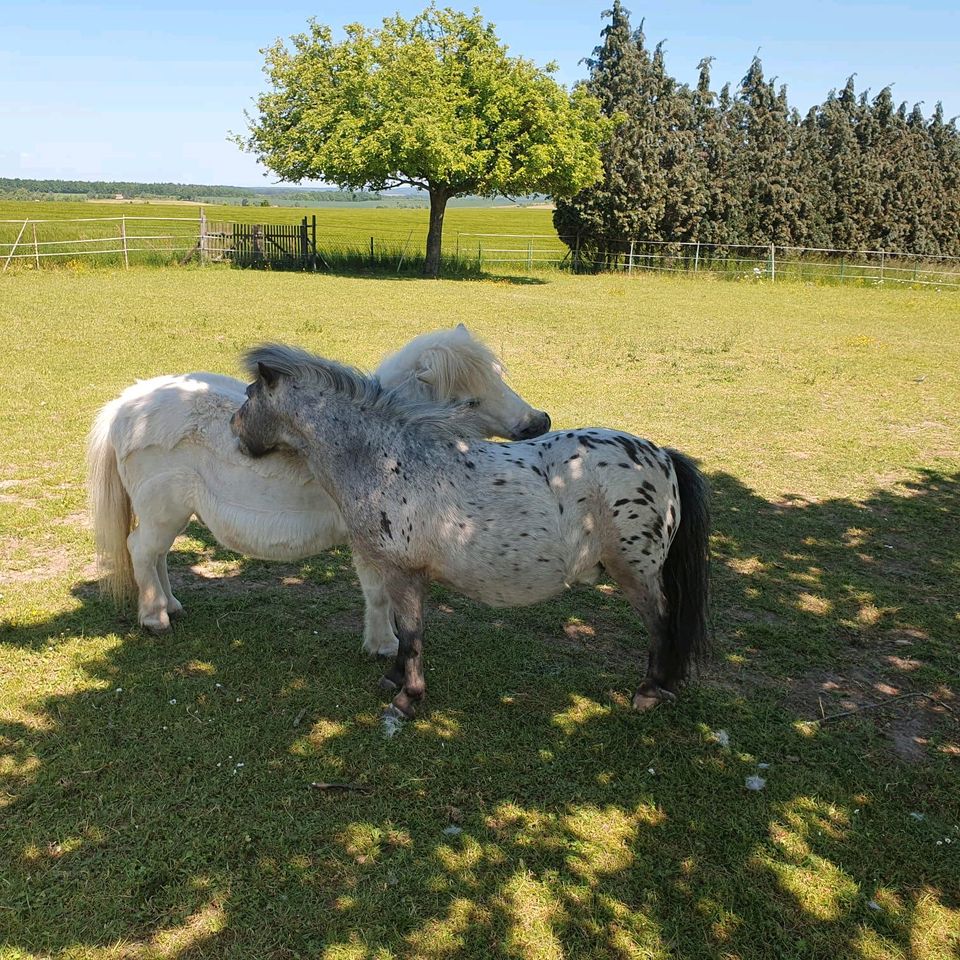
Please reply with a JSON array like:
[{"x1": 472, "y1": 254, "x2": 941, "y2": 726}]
[
  {"x1": 434, "y1": 562, "x2": 570, "y2": 609},
  {"x1": 191, "y1": 455, "x2": 347, "y2": 560},
  {"x1": 197, "y1": 494, "x2": 347, "y2": 561}
]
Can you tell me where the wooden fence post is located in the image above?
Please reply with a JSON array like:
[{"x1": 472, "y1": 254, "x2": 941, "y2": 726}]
[
  {"x1": 33, "y1": 222, "x2": 40, "y2": 269},
  {"x1": 628, "y1": 239, "x2": 635, "y2": 275},
  {"x1": 121, "y1": 216, "x2": 129, "y2": 269}
]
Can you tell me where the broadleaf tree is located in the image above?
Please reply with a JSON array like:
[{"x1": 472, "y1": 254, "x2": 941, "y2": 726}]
[{"x1": 236, "y1": 5, "x2": 609, "y2": 277}]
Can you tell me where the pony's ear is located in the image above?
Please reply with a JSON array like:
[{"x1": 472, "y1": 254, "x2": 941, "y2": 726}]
[
  {"x1": 257, "y1": 361, "x2": 280, "y2": 388},
  {"x1": 454, "y1": 322, "x2": 469, "y2": 335},
  {"x1": 414, "y1": 348, "x2": 440, "y2": 386}
]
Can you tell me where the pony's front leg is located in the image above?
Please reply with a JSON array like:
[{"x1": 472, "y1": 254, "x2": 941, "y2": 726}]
[
  {"x1": 354, "y1": 557, "x2": 399, "y2": 657},
  {"x1": 379, "y1": 574, "x2": 426, "y2": 720}
]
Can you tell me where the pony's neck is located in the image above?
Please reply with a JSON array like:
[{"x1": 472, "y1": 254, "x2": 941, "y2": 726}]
[{"x1": 287, "y1": 393, "x2": 407, "y2": 504}]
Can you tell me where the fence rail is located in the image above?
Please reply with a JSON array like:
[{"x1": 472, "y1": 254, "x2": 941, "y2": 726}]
[
  {"x1": 2, "y1": 216, "x2": 959, "y2": 288},
  {"x1": 456, "y1": 233, "x2": 960, "y2": 287}
]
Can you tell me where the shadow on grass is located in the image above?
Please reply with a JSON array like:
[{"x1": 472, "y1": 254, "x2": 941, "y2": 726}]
[
  {"x1": 1, "y1": 471, "x2": 958, "y2": 958},
  {"x1": 228, "y1": 249, "x2": 551, "y2": 286}
]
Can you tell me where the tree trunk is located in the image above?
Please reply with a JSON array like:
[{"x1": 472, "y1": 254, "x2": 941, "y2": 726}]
[{"x1": 423, "y1": 187, "x2": 449, "y2": 278}]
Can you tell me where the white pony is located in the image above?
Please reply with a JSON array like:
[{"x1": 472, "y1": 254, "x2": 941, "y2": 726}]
[{"x1": 87, "y1": 325, "x2": 550, "y2": 651}]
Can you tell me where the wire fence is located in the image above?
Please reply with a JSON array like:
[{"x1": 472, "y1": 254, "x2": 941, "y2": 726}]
[
  {"x1": 3, "y1": 216, "x2": 959, "y2": 288},
  {"x1": 0, "y1": 215, "x2": 204, "y2": 271},
  {"x1": 457, "y1": 233, "x2": 960, "y2": 288}
]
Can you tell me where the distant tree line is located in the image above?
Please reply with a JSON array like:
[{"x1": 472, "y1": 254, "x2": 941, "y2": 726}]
[
  {"x1": 556, "y1": 2, "x2": 960, "y2": 260},
  {"x1": 0, "y1": 179, "x2": 385, "y2": 203}
]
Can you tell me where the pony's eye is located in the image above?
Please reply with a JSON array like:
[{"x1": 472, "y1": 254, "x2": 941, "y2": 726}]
[{"x1": 466, "y1": 398, "x2": 481, "y2": 408}]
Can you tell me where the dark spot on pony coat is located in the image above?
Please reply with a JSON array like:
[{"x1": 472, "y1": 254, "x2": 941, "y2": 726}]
[{"x1": 380, "y1": 512, "x2": 393, "y2": 539}]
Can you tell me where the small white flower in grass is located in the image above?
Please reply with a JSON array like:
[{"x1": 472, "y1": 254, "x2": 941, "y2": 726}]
[
  {"x1": 909, "y1": 812, "x2": 925, "y2": 821},
  {"x1": 757, "y1": 762, "x2": 770, "y2": 769},
  {"x1": 745, "y1": 774, "x2": 766, "y2": 791},
  {"x1": 442, "y1": 825, "x2": 463, "y2": 836},
  {"x1": 647, "y1": 768, "x2": 655, "y2": 776},
  {"x1": 867, "y1": 900, "x2": 881, "y2": 912},
  {"x1": 169, "y1": 698, "x2": 177, "y2": 705},
  {"x1": 936, "y1": 840, "x2": 943, "y2": 845},
  {"x1": 710, "y1": 729, "x2": 730, "y2": 748}
]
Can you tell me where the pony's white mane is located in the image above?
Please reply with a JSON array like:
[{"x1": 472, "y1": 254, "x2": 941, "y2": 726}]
[
  {"x1": 244, "y1": 344, "x2": 487, "y2": 439},
  {"x1": 377, "y1": 326, "x2": 505, "y2": 398}
]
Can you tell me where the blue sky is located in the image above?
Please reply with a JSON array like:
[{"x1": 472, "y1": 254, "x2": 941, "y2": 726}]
[{"x1": 1, "y1": 0, "x2": 957, "y2": 186}]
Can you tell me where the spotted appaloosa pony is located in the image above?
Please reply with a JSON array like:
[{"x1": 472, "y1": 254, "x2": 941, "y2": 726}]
[
  {"x1": 231, "y1": 344, "x2": 711, "y2": 720},
  {"x1": 87, "y1": 325, "x2": 550, "y2": 651}
]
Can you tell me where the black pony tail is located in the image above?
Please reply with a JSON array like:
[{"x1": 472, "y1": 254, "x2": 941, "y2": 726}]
[{"x1": 660, "y1": 449, "x2": 712, "y2": 686}]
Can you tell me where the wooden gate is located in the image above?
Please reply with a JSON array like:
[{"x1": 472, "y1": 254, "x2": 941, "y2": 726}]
[{"x1": 201, "y1": 216, "x2": 318, "y2": 270}]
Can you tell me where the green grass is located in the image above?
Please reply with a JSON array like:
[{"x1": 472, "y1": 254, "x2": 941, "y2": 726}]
[{"x1": 1, "y1": 267, "x2": 958, "y2": 959}]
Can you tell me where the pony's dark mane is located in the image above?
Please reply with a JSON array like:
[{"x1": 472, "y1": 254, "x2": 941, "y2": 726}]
[{"x1": 243, "y1": 343, "x2": 486, "y2": 438}]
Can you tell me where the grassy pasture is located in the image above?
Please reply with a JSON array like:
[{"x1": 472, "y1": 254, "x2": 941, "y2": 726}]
[{"x1": 1, "y1": 267, "x2": 958, "y2": 959}]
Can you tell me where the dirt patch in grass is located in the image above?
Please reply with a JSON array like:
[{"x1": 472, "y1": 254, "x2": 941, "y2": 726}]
[
  {"x1": 0, "y1": 479, "x2": 40, "y2": 509},
  {"x1": 169, "y1": 562, "x2": 344, "y2": 599},
  {"x1": 542, "y1": 608, "x2": 647, "y2": 672},
  {"x1": 0, "y1": 545, "x2": 95, "y2": 585},
  {"x1": 778, "y1": 664, "x2": 955, "y2": 762}
]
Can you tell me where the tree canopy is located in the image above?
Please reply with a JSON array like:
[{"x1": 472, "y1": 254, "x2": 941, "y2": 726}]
[{"x1": 237, "y1": 4, "x2": 609, "y2": 276}]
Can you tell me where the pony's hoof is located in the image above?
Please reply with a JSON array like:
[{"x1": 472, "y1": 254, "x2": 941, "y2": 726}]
[
  {"x1": 391, "y1": 691, "x2": 419, "y2": 719},
  {"x1": 379, "y1": 675, "x2": 399, "y2": 694},
  {"x1": 168, "y1": 602, "x2": 185, "y2": 620},
  {"x1": 631, "y1": 685, "x2": 676, "y2": 711},
  {"x1": 140, "y1": 615, "x2": 171, "y2": 634}
]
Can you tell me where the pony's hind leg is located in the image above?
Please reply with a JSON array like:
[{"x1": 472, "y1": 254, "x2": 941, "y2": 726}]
[
  {"x1": 156, "y1": 553, "x2": 185, "y2": 620},
  {"x1": 608, "y1": 564, "x2": 678, "y2": 711},
  {"x1": 378, "y1": 573, "x2": 426, "y2": 720},
  {"x1": 127, "y1": 513, "x2": 189, "y2": 633}
]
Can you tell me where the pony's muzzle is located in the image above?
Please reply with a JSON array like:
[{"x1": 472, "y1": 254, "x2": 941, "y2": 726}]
[{"x1": 514, "y1": 411, "x2": 551, "y2": 440}]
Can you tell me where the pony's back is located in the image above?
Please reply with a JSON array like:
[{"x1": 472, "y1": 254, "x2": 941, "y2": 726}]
[{"x1": 104, "y1": 373, "x2": 245, "y2": 460}]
